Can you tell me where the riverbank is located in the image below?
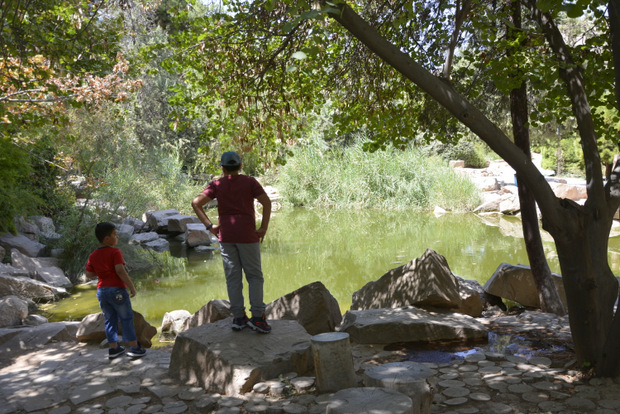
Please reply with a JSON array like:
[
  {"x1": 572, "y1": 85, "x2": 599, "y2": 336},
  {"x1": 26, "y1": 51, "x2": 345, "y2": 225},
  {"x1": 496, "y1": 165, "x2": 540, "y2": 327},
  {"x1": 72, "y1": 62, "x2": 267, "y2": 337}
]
[{"x1": 2, "y1": 309, "x2": 620, "y2": 414}]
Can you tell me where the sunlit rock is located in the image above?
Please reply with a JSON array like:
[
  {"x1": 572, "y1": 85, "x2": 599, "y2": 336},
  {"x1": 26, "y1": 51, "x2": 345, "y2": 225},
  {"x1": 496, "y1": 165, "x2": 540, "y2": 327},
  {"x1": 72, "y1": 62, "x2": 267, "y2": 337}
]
[
  {"x1": 339, "y1": 306, "x2": 488, "y2": 344},
  {"x1": 351, "y1": 249, "x2": 461, "y2": 311},
  {"x1": 484, "y1": 263, "x2": 567, "y2": 310},
  {"x1": 266, "y1": 281, "x2": 342, "y2": 335}
]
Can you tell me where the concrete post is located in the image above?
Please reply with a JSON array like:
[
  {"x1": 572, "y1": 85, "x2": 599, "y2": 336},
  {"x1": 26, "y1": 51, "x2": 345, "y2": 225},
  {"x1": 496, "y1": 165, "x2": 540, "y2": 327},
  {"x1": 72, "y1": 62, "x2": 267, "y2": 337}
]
[{"x1": 311, "y1": 332, "x2": 357, "y2": 393}]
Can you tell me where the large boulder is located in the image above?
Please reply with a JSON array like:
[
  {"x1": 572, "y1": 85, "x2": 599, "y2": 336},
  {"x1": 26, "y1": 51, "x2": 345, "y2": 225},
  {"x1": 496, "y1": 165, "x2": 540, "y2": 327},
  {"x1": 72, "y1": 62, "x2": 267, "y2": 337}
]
[
  {"x1": 169, "y1": 318, "x2": 313, "y2": 395},
  {"x1": 339, "y1": 306, "x2": 488, "y2": 344},
  {"x1": 184, "y1": 299, "x2": 233, "y2": 330},
  {"x1": 10, "y1": 249, "x2": 61, "y2": 274},
  {"x1": 0, "y1": 233, "x2": 45, "y2": 257},
  {"x1": 473, "y1": 193, "x2": 503, "y2": 213},
  {"x1": 549, "y1": 182, "x2": 587, "y2": 201},
  {"x1": 455, "y1": 277, "x2": 485, "y2": 317},
  {"x1": 14, "y1": 217, "x2": 40, "y2": 241},
  {"x1": 116, "y1": 223, "x2": 135, "y2": 240},
  {"x1": 144, "y1": 209, "x2": 180, "y2": 232},
  {"x1": 31, "y1": 216, "x2": 56, "y2": 234},
  {"x1": 484, "y1": 263, "x2": 568, "y2": 309},
  {"x1": 143, "y1": 237, "x2": 170, "y2": 252},
  {"x1": 0, "y1": 295, "x2": 29, "y2": 327},
  {"x1": 0, "y1": 322, "x2": 79, "y2": 353},
  {"x1": 167, "y1": 215, "x2": 200, "y2": 233},
  {"x1": 0, "y1": 274, "x2": 67, "y2": 301},
  {"x1": 351, "y1": 249, "x2": 461, "y2": 311},
  {"x1": 0, "y1": 262, "x2": 30, "y2": 277},
  {"x1": 161, "y1": 309, "x2": 192, "y2": 340},
  {"x1": 129, "y1": 232, "x2": 160, "y2": 246},
  {"x1": 34, "y1": 267, "x2": 73, "y2": 289},
  {"x1": 185, "y1": 223, "x2": 211, "y2": 247},
  {"x1": 265, "y1": 281, "x2": 342, "y2": 335},
  {"x1": 76, "y1": 311, "x2": 157, "y2": 348},
  {"x1": 122, "y1": 216, "x2": 145, "y2": 233}
]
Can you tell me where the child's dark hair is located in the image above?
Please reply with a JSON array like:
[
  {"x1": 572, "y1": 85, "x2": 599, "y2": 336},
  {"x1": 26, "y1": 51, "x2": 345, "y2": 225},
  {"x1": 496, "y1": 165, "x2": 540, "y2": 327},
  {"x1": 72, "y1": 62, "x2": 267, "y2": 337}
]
[{"x1": 95, "y1": 222, "x2": 116, "y2": 243}]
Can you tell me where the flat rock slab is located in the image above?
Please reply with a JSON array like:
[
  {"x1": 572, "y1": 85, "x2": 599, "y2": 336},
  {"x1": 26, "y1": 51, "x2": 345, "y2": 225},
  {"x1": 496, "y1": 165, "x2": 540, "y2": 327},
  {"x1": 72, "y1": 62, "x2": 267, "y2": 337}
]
[
  {"x1": 326, "y1": 387, "x2": 414, "y2": 414},
  {"x1": 339, "y1": 307, "x2": 488, "y2": 344},
  {"x1": 169, "y1": 319, "x2": 313, "y2": 395},
  {"x1": 0, "y1": 322, "x2": 79, "y2": 353}
]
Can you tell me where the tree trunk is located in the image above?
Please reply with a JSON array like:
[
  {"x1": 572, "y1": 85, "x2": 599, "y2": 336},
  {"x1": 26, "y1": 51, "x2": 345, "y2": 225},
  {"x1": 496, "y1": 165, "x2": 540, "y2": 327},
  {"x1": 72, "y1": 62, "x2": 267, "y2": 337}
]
[
  {"x1": 508, "y1": 0, "x2": 565, "y2": 315},
  {"x1": 608, "y1": 0, "x2": 620, "y2": 111},
  {"x1": 551, "y1": 210, "x2": 618, "y2": 369}
]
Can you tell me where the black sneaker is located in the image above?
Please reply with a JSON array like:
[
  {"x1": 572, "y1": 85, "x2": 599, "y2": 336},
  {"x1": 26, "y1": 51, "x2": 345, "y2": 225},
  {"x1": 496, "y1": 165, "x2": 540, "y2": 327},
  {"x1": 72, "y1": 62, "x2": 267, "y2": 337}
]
[
  {"x1": 127, "y1": 345, "x2": 146, "y2": 358},
  {"x1": 232, "y1": 314, "x2": 250, "y2": 331},
  {"x1": 108, "y1": 346, "x2": 125, "y2": 359},
  {"x1": 248, "y1": 314, "x2": 271, "y2": 334}
]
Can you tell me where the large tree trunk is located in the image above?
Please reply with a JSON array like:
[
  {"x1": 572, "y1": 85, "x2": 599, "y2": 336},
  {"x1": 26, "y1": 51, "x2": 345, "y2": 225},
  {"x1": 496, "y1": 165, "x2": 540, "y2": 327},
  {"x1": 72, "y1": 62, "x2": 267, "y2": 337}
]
[
  {"x1": 327, "y1": 1, "x2": 620, "y2": 375},
  {"x1": 508, "y1": 0, "x2": 565, "y2": 315},
  {"x1": 551, "y1": 209, "x2": 618, "y2": 369}
]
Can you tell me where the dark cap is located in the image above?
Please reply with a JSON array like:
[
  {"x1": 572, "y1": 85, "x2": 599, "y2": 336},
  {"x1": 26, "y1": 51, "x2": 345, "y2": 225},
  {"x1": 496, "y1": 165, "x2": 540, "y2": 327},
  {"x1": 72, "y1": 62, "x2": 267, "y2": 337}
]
[{"x1": 220, "y1": 151, "x2": 242, "y2": 168}]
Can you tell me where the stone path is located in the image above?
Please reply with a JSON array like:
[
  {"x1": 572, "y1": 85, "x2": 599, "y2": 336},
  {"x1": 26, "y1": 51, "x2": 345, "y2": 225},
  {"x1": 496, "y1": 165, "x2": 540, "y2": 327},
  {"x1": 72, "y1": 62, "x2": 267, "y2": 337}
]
[{"x1": 1, "y1": 310, "x2": 620, "y2": 413}]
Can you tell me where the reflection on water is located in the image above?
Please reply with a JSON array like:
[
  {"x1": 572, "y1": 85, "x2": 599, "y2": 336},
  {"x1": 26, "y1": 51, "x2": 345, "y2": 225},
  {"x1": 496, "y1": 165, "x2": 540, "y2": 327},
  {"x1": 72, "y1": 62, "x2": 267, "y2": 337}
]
[{"x1": 44, "y1": 208, "x2": 620, "y2": 331}]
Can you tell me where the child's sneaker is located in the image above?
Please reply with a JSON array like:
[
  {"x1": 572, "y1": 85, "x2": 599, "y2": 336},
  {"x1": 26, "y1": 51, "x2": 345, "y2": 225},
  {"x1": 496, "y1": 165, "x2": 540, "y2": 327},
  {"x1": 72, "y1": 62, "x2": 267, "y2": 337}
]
[
  {"x1": 232, "y1": 314, "x2": 250, "y2": 331},
  {"x1": 108, "y1": 346, "x2": 125, "y2": 359},
  {"x1": 248, "y1": 314, "x2": 271, "y2": 334},
  {"x1": 127, "y1": 345, "x2": 146, "y2": 358}
]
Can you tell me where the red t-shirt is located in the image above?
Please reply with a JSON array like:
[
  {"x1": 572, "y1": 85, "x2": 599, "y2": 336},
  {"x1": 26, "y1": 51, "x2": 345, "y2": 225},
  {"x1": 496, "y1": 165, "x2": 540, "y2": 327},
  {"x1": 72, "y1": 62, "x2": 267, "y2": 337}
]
[
  {"x1": 86, "y1": 246, "x2": 127, "y2": 289},
  {"x1": 203, "y1": 174, "x2": 266, "y2": 243}
]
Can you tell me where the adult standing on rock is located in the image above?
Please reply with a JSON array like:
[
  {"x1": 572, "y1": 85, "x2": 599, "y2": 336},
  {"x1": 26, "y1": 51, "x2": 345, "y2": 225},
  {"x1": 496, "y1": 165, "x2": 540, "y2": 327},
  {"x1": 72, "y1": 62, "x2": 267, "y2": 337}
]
[{"x1": 191, "y1": 151, "x2": 272, "y2": 333}]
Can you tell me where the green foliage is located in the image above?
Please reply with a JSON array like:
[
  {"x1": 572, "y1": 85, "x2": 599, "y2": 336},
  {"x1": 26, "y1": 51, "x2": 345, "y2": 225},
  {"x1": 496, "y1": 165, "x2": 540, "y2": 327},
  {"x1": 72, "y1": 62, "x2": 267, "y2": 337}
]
[
  {"x1": 421, "y1": 138, "x2": 489, "y2": 168},
  {"x1": 0, "y1": 138, "x2": 36, "y2": 233},
  {"x1": 0, "y1": 134, "x2": 75, "y2": 233},
  {"x1": 58, "y1": 104, "x2": 202, "y2": 218},
  {"x1": 538, "y1": 137, "x2": 585, "y2": 176},
  {"x1": 277, "y1": 135, "x2": 480, "y2": 211},
  {"x1": 96, "y1": 150, "x2": 200, "y2": 218}
]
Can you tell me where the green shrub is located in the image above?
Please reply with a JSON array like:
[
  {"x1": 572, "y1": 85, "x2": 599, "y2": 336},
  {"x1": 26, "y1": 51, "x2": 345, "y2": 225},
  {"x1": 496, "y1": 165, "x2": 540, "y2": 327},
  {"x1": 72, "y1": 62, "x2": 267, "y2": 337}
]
[
  {"x1": 0, "y1": 137, "x2": 35, "y2": 233},
  {"x1": 421, "y1": 138, "x2": 489, "y2": 168},
  {"x1": 276, "y1": 139, "x2": 480, "y2": 211}
]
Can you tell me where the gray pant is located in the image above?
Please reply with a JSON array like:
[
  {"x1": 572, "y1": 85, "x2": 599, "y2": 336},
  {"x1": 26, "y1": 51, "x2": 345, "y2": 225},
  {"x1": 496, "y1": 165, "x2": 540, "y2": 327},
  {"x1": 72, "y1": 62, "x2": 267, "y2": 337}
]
[{"x1": 220, "y1": 242, "x2": 265, "y2": 318}]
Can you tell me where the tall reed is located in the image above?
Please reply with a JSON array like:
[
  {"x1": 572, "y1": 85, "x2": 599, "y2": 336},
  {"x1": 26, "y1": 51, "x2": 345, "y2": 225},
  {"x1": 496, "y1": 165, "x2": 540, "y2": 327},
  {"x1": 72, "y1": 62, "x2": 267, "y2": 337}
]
[{"x1": 277, "y1": 141, "x2": 480, "y2": 211}]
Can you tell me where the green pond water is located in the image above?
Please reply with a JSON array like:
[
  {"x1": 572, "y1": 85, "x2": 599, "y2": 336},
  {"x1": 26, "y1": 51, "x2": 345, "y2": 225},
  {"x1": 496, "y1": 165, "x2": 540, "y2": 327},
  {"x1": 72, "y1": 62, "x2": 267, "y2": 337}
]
[{"x1": 43, "y1": 208, "x2": 620, "y2": 340}]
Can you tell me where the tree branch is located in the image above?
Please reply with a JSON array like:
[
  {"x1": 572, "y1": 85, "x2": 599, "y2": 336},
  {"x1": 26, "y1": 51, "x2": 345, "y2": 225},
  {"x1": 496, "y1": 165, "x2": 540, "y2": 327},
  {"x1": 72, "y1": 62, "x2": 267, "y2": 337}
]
[{"x1": 326, "y1": 0, "x2": 563, "y2": 229}]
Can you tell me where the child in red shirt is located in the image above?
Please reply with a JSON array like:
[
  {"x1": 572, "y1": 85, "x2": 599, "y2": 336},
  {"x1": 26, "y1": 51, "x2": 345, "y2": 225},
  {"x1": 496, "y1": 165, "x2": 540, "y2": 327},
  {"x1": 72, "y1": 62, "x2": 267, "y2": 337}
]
[{"x1": 86, "y1": 222, "x2": 146, "y2": 359}]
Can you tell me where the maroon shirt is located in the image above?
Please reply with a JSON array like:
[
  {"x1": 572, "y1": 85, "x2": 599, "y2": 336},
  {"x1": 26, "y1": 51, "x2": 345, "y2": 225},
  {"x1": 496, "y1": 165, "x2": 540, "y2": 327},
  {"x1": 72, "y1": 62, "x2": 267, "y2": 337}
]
[
  {"x1": 86, "y1": 246, "x2": 126, "y2": 289},
  {"x1": 203, "y1": 174, "x2": 266, "y2": 243}
]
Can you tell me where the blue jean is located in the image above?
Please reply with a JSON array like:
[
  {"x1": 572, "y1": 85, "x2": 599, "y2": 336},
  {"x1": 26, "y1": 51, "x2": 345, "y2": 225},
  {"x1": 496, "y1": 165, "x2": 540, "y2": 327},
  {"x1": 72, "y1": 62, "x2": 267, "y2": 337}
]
[
  {"x1": 97, "y1": 287, "x2": 137, "y2": 344},
  {"x1": 220, "y1": 242, "x2": 265, "y2": 318}
]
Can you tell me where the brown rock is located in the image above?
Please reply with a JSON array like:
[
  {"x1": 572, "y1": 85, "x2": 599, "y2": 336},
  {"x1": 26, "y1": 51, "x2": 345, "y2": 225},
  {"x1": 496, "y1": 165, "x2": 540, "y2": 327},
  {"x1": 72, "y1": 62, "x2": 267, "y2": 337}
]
[
  {"x1": 266, "y1": 281, "x2": 342, "y2": 335},
  {"x1": 76, "y1": 311, "x2": 157, "y2": 348},
  {"x1": 351, "y1": 249, "x2": 461, "y2": 311}
]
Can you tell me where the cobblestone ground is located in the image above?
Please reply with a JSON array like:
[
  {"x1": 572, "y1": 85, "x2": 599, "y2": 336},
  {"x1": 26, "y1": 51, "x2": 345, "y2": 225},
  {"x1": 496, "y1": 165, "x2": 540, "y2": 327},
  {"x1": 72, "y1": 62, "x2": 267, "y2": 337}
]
[{"x1": 1, "y1": 310, "x2": 619, "y2": 414}]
